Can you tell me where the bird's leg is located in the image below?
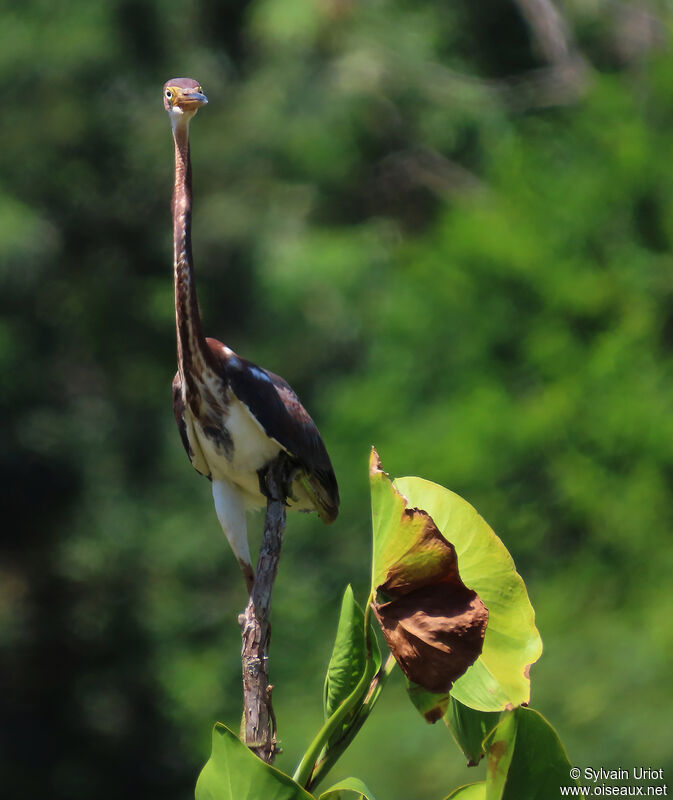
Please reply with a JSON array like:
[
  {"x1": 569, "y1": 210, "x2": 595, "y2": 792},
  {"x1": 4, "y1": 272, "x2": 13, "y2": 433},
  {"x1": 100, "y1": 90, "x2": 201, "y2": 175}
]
[
  {"x1": 240, "y1": 561, "x2": 255, "y2": 595},
  {"x1": 212, "y1": 478, "x2": 255, "y2": 592},
  {"x1": 257, "y1": 452, "x2": 297, "y2": 506}
]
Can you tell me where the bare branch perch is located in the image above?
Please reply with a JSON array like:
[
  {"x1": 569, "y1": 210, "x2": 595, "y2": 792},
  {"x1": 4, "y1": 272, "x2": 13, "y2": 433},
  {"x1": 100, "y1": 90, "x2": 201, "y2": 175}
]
[
  {"x1": 239, "y1": 454, "x2": 293, "y2": 763},
  {"x1": 515, "y1": 0, "x2": 574, "y2": 65},
  {"x1": 512, "y1": 0, "x2": 590, "y2": 105},
  {"x1": 407, "y1": 0, "x2": 590, "y2": 117}
]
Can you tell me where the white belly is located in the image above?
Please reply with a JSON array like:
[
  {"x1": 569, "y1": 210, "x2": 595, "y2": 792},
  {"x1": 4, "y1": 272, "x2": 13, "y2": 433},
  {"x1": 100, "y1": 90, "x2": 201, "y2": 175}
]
[
  {"x1": 179, "y1": 367, "x2": 316, "y2": 513},
  {"x1": 189, "y1": 395, "x2": 283, "y2": 507}
]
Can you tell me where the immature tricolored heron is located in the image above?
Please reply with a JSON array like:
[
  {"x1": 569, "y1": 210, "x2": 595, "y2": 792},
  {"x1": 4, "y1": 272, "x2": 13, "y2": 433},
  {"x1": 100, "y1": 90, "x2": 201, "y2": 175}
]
[{"x1": 164, "y1": 78, "x2": 339, "y2": 591}]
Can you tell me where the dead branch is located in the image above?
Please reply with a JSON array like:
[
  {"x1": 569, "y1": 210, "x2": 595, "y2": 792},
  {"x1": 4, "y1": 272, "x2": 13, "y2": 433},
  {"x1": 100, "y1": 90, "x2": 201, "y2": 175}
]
[
  {"x1": 515, "y1": 0, "x2": 575, "y2": 65},
  {"x1": 239, "y1": 454, "x2": 292, "y2": 763}
]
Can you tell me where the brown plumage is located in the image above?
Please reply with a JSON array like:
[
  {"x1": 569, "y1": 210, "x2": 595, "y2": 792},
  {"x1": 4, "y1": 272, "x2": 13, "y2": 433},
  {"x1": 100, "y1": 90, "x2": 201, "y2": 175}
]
[{"x1": 164, "y1": 78, "x2": 339, "y2": 591}]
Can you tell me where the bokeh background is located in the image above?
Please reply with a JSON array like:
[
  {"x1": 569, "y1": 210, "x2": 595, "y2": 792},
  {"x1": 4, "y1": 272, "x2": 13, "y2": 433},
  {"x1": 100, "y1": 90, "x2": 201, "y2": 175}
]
[{"x1": 2, "y1": 1, "x2": 673, "y2": 797}]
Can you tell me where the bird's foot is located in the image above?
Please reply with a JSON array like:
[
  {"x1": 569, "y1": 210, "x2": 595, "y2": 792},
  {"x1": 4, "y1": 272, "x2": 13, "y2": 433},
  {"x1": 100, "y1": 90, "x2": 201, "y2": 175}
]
[{"x1": 258, "y1": 452, "x2": 296, "y2": 505}]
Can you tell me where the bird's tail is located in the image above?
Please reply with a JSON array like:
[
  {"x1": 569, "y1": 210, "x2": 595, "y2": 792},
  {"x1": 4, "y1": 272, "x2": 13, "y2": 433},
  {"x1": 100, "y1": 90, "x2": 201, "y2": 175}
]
[{"x1": 296, "y1": 470, "x2": 340, "y2": 524}]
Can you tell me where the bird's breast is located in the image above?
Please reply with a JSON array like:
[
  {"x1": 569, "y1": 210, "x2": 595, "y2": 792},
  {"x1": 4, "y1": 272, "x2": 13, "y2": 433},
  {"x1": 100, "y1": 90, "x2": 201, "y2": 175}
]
[
  {"x1": 182, "y1": 380, "x2": 283, "y2": 507},
  {"x1": 178, "y1": 363, "x2": 318, "y2": 513}
]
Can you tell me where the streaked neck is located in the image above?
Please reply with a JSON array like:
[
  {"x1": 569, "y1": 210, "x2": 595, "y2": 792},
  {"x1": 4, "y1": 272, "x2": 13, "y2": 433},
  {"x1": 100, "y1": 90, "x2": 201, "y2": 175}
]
[{"x1": 172, "y1": 118, "x2": 210, "y2": 386}]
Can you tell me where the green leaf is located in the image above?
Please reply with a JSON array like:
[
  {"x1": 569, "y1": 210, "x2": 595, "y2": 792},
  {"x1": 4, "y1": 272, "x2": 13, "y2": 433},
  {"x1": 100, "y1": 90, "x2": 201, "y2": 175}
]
[
  {"x1": 496, "y1": 708, "x2": 577, "y2": 800},
  {"x1": 444, "y1": 784, "x2": 486, "y2": 800},
  {"x1": 484, "y1": 710, "x2": 516, "y2": 800},
  {"x1": 293, "y1": 600, "x2": 382, "y2": 791},
  {"x1": 445, "y1": 708, "x2": 577, "y2": 800},
  {"x1": 406, "y1": 680, "x2": 451, "y2": 724},
  {"x1": 319, "y1": 776, "x2": 377, "y2": 800},
  {"x1": 370, "y1": 451, "x2": 455, "y2": 592},
  {"x1": 445, "y1": 698, "x2": 501, "y2": 765},
  {"x1": 196, "y1": 723, "x2": 315, "y2": 800},
  {"x1": 369, "y1": 451, "x2": 488, "y2": 694},
  {"x1": 320, "y1": 585, "x2": 381, "y2": 769},
  {"x1": 393, "y1": 476, "x2": 542, "y2": 711},
  {"x1": 323, "y1": 586, "x2": 371, "y2": 720}
]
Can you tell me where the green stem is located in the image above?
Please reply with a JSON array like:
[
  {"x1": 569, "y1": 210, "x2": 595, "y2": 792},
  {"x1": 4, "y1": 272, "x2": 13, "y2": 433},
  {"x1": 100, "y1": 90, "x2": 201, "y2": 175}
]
[
  {"x1": 307, "y1": 653, "x2": 396, "y2": 792},
  {"x1": 293, "y1": 596, "x2": 377, "y2": 788}
]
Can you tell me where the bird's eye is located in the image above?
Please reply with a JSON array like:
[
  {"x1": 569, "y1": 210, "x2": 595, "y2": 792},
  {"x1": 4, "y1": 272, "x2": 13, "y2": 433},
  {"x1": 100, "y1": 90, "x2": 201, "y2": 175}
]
[{"x1": 165, "y1": 89, "x2": 173, "y2": 99}]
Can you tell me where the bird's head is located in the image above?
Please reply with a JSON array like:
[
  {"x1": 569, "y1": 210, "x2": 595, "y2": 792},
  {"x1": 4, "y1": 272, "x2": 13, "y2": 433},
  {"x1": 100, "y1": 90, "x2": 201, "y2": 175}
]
[{"x1": 163, "y1": 78, "x2": 208, "y2": 126}]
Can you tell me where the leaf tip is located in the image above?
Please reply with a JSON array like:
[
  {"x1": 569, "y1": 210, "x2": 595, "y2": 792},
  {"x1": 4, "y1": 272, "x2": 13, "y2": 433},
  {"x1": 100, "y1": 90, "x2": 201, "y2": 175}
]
[
  {"x1": 369, "y1": 446, "x2": 385, "y2": 478},
  {"x1": 424, "y1": 707, "x2": 446, "y2": 724}
]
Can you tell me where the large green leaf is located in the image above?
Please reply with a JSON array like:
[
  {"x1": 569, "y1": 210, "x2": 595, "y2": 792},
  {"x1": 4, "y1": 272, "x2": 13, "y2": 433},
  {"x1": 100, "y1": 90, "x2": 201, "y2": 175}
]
[
  {"x1": 444, "y1": 708, "x2": 575, "y2": 800},
  {"x1": 319, "y1": 777, "x2": 377, "y2": 800},
  {"x1": 369, "y1": 451, "x2": 488, "y2": 694},
  {"x1": 445, "y1": 698, "x2": 501, "y2": 765},
  {"x1": 196, "y1": 724, "x2": 315, "y2": 800},
  {"x1": 494, "y1": 708, "x2": 577, "y2": 800},
  {"x1": 324, "y1": 586, "x2": 380, "y2": 722},
  {"x1": 393, "y1": 476, "x2": 542, "y2": 711},
  {"x1": 370, "y1": 452, "x2": 456, "y2": 592}
]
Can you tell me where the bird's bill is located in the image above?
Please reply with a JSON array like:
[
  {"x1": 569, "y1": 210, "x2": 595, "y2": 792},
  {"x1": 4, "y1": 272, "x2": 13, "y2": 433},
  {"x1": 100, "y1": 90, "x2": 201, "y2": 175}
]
[{"x1": 178, "y1": 90, "x2": 208, "y2": 108}]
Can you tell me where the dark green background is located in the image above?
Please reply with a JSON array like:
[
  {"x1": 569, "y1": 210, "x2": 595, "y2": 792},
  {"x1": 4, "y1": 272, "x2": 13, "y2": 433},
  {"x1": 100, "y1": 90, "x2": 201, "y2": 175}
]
[{"x1": 2, "y1": 1, "x2": 672, "y2": 798}]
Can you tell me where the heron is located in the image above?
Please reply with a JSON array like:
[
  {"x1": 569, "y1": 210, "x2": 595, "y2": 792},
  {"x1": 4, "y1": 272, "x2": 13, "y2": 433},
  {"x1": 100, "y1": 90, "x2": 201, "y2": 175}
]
[{"x1": 164, "y1": 78, "x2": 339, "y2": 592}]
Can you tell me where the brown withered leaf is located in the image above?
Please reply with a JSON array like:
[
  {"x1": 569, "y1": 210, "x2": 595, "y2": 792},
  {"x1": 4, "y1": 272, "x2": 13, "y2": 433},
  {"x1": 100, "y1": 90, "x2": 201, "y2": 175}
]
[
  {"x1": 370, "y1": 450, "x2": 488, "y2": 694},
  {"x1": 373, "y1": 581, "x2": 488, "y2": 694}
]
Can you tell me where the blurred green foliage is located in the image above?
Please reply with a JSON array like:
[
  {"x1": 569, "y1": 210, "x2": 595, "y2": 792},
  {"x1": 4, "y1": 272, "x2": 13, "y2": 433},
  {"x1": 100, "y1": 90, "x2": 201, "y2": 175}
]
[{"x1": 2, "y1": 1, "x2": 673, "y2": 798}]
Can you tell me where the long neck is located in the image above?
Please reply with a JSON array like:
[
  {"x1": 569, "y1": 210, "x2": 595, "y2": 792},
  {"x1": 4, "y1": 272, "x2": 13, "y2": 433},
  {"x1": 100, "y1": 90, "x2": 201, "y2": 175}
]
[{"x1": 172, "y1": 118, "x2": 211, "y2": 382}]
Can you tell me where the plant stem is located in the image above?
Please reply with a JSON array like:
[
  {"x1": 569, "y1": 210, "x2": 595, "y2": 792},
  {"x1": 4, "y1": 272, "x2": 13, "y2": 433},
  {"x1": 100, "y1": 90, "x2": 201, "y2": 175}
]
[
  {"x1": 293, "y1": 597, "x2": 384, "y2": 788},
  {"x1": 306, "y1": 653, "x2": 396, "y2": 792}
]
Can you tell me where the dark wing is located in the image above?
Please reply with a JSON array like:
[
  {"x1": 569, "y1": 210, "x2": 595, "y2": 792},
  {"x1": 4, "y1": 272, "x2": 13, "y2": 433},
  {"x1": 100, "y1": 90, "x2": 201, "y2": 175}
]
[{"x1": 207, "y1": 339, "x2": 339, "y2": 522}]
